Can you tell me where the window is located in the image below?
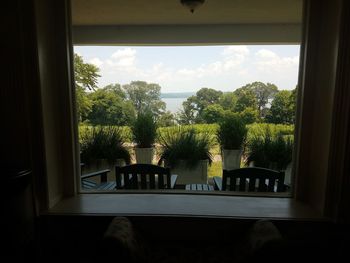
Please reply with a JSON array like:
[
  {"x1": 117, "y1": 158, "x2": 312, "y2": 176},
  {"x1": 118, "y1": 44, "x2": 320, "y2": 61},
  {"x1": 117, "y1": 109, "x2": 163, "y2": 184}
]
[
  {"x1": 74, "y1": 44, "x2": 300, "y2": 195},
  {"x1": 33, "y1": 0, "x2": 349, "y2": 221}
]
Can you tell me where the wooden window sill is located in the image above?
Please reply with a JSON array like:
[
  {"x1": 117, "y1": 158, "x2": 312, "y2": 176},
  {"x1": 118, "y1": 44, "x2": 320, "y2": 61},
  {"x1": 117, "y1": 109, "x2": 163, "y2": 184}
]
[{"x1": 45, "y1": 193, "x2": 325, "y2": 220}]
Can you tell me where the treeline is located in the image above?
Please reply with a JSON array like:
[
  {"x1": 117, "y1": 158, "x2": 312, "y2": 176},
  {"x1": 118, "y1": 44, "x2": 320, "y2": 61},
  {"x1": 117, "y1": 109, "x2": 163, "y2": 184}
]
[
  {"x1": 75, "y1": 54, "x2": 297, "y2": 127},
  {"x1": 177, "y1": 83, "x2": 297, "y2": 125}
]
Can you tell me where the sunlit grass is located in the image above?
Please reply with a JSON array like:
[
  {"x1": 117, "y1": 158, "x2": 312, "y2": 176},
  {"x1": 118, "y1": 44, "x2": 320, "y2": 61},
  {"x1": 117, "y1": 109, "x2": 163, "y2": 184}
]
[{"x1": 208, "y1": 161, "x2": 222, "y2": 178}]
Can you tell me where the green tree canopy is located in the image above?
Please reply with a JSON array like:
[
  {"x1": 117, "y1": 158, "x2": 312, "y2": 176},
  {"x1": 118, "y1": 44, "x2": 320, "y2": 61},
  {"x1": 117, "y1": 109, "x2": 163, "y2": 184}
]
[
  {"x1": 219, "y1": 92, "x2": 237, "y2": 110},
  {"x1": 239, "y1": 107, "x2": 259, "y2": 124},
  {"x1": 123, "y1": 81, "x2": 166, "y2": 117},
  {"x1": 234, "y1": 88, "x2": 258, "y2": 112},
  {"x1": 202, "y1": 104, "x2": 225, "y2": 124},
  {"x1": 266, "y1": 90, "x2": 294, "y2": 124},
  {"x1": 87, "y1": 87, "x2": 136, "y2": 126},
  {"x1": 74, "y1": 54, "x2": 100, "y2": 91},
  {"x1": 73, "y1": 53, "x2": 101, "y2": 122},
  {"x1": 180, "y1": 88, "x2": 223, "y2": 123},
  {"x1": 177, "y1": 99, "x2": 198, "y2": 125},
  {"x1": 234, "y1": 82, "x2": 278, "y2": 118},
  {"x1": 158, "y1": 111, "x2": 176, "y2": 127}
]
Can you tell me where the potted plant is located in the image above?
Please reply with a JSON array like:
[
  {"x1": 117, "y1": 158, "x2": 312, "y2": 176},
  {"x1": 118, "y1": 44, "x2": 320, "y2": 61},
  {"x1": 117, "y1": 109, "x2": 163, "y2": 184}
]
[
  {"x1": 131, "y1": 111, "x2": 157, "y2": 164},
  {"x1": 245, "y1": 128, "x2": 293, "y2": 171},
  {"x1": 217, "y1": 113, "x2": 247, "y2": 170},
  {"x1": 158, "y1": 127, "x2": 213, "y2": 185},
  {"x1": 80, "y1": 126, "x2": 131, "y2": 179}
]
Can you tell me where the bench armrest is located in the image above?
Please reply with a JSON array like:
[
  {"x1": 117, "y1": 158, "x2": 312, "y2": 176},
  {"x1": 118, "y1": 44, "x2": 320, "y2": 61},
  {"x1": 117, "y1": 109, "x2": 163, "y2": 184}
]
[
  {"x1": 81, "y1": 169, "x2": 110, "y2": 183},
  {"x1": 213, "y1": 176, "x2": 222, "y2": 190}
]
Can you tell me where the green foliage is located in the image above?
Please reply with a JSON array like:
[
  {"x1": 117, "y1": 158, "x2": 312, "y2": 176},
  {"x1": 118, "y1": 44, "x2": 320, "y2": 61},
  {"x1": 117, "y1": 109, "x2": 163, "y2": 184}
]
[
  {"x1": 202, "y1": 104, "x2": 225, "y2": 124},
  {"x1": 131, "y1": 112, "x2": 157, "y2": 148},
  {"x1": 235, "y1": 82, "x2": 278, "y2": 118},
  {"x1": 158, "y1": 127, "x2": 214, "y2": 169},
  {"x1": 218, "y1": 92, "x2": 237, "y2": 110},
  {"x1": 87, "y1": 87, "x2": 136, "y2": 126},
  {"x1": 234, "y1": 88, "x2": 258, "y2": 113},
  {"x1": 217, "y1": 112, "x2": 247, "y2": 150},
  {"x1": 157, "y1": 111, "x2": 176, "y2": 127},
  {"x1": 239, "y1": 107, "x2": 259, "y2": 124},
  {"x1": 74, "y1": 54, "x2": 101, "y2": 91},
  {"x1": 179, "y1": 88, "x2": 223, "y2": 124},
  {"x1": 177, "y1": 98, "x2": 198, "y2": 124},
  {"x1": 123, "y1": 81, "x2": 166, "y2": 117},
  {"x1": 157, "y1": 124, "x2": 218, "y2": 142},
  {"x1": 79, "y1": 126, "x2": 131, "y2": 165},
  {"x1": 245, "y1": 125, "x2": 293, "y2": 170},
  {"x1": 76, "y1": 86, "x2": 92, "y2": 122},
  {"x1": 74, "y1": 53, "x2": 101, "y2": 121},
  {"x1": 246, "y1": 123, "x2": 294, "y2": 141},
  {"x1": 266, "y1": 90, "x2": 295, "y2": 124}
]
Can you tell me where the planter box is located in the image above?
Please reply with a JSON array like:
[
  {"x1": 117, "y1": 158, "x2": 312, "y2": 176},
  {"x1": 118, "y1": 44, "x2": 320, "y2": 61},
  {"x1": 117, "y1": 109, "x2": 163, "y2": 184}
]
[
  {"x1": 171, "y1": 160, "x2": 208, "y2": 185},
  {"x1": 135, "y1": 147, "x2": 154, "y2": 164},
  {"x1": 222, "y1": 149, "x2": 242, "y2": 170}
]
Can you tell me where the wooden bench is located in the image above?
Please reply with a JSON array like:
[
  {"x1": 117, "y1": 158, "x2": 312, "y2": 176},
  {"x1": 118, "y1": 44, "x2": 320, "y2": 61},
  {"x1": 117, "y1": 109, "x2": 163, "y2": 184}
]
[
  {"x1": 185, "y1": 184, "x2": 214, "y2": 191},
  {"x1": 81, "y1": 169, "x2": 116, "y2": 190}
]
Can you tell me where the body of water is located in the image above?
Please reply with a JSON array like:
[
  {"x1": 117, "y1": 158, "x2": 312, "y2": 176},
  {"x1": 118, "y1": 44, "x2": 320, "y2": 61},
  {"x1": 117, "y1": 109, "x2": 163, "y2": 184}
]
[{"x1": 162, "y1": 98, "x2": 186, "y2": 113}]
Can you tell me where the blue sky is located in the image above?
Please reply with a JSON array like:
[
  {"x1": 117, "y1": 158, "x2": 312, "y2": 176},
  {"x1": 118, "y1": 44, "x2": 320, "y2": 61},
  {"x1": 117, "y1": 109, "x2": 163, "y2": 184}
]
[{"x1": 74, "y1": 45, "x2": 300, "y2": 93}]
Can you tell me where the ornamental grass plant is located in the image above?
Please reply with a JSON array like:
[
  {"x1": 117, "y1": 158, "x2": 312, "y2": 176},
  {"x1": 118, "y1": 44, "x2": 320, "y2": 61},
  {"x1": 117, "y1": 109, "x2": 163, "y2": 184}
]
[{"x1": 158, "y1": 127, "x2": 214, "y2": 169}]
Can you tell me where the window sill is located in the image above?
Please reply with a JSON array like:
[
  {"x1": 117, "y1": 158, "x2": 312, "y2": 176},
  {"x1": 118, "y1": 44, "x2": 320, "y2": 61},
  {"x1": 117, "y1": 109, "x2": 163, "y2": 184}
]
[{"x1": 45, "y1": 193, "x2": 325, "y2": 220}]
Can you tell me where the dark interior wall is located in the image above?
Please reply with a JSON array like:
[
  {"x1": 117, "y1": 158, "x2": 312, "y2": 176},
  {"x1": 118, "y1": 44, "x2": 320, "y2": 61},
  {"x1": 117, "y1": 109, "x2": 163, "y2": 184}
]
[
  {"x1": 1, "y1": 0, "x2": 42, "y2": 260},
  {"x1": 2, "y1": 1, "x2": 35, "y2": 168}
]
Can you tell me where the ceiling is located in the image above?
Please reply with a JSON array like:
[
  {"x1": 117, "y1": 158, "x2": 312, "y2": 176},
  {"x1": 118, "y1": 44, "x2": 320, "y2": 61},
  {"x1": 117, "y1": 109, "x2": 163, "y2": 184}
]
[{"x1": 71, "y1": 0, "x2": 303, "y2": 26}]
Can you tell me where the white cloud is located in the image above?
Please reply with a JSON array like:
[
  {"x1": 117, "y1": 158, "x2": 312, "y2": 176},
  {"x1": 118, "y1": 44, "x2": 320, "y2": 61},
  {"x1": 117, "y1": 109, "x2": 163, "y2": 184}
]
[
  {"x1": 255, "y1": 49, "x2": 299, "y2": 73},
  {"x1": 109, "y1": 48, "x2": 137, "y2": 67},
  {"x1": 75, "y1": 45, "x2": 300, "y2": 92},
  {"x1": 175, "y1": 45, "x2": 250, "y2": 79},
  {"x1": 89, "y1": 57, "x2": 103, "y2": 67},
  {"x1": 222, "y1": 45, "x2": 250, "y2": 56}
]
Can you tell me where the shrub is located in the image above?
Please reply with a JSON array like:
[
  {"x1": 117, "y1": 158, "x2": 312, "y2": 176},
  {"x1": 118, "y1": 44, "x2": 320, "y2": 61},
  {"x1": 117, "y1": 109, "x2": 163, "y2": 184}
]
[
  {"x1": 245, "y1": 126, "x2": 293, "y2": 170},
  {"x1": 217, "y1": 112, "x2": 247, "y2": 150},
  {"x1": 80, "y1": 126, "x2": 131, "y2": 165},
  {"x1": 158, "y1": 127, "x2": 213, "y2": 169},
  {"x1": 131, "y1": 111, "x2": 157, "y2": 148}
]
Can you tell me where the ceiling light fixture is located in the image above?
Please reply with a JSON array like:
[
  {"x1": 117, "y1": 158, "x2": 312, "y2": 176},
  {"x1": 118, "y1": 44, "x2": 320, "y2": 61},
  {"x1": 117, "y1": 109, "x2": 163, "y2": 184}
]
[{"x1": 180, "y1": 0, "x2": 205, "y2": 13}]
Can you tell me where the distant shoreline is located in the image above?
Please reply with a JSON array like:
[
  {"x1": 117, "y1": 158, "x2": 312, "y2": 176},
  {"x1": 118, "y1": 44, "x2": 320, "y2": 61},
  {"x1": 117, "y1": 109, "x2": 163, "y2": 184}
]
[{"x1": 160, "y1": 92, "x2": 195, "y2": 99}]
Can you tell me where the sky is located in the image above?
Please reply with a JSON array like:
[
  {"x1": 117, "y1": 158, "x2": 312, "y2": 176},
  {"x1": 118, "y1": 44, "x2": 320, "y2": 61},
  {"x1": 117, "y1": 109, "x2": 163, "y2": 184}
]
[{"x1": 74, "y1": 45, "x2": 300, "y2": 93}]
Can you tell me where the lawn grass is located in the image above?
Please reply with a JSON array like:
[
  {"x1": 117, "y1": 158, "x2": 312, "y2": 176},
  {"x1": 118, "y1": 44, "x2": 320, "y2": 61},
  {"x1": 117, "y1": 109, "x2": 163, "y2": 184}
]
[{"x1": 208, "y1": 161, "x2": 222, "y2": 178}]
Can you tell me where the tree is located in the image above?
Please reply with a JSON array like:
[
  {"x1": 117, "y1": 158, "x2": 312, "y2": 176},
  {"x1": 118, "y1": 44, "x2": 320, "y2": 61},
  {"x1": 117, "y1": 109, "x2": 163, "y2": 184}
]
[
  {"x1": 76, "y1": 87, "x2": 92, "y2": 122},
  {"x1": 234, "y1": 82, "x2": 278, "y2": 118},
  {"x1": 157, "y1": 111, "x2": 176, "y2": 127},
  {"x1": 202, "y1": 104, "x2": 225, "y2": 124},
  {"x1": 87, "y1": 87, "x2": 136, "y2": 126},
  {"x1": 180, "y1": 88, "x2": 223, "y2": 123},
  {"x1": 74, "y1": 54, "x2": 101, "y2": 91},
  {"x1": 177, "y1": 99, "x2": 198, "y2": 125},
  {"x1": 239, "y1": 107, "x2": 259, "y2": 124},
  {"x1": 195, "y1": 88, "x2": 223, "y2": 111},
  {"x1": 289, "y1": 86, "x2": 298, "y2": 124},
  {"x1": 73, "y1": 54, "x2": 101, "y2": 121},
  {"x1": 102, "y1": 83, "x2": 126, "y2": 99},
  {"x1": 123, "y1": 81, "x2": 166, "y2": 117},
  {"x1": 266, "y1": 90, "x2": 294, "y2": 124},
  {"x1": 219, "y1": 92, "x2": 237, "y2": 110},
  {"x1": 234, "y1": 88, "x2": 258, "y2": 112}
]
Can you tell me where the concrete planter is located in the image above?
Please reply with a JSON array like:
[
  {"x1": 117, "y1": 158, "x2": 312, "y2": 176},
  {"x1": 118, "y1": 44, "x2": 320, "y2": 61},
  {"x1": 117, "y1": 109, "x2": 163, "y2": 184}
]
[
  {"x1": 222, "y1": 149, "x2": 242, "y2": 170},
  {"x1": 171, "y1": 160, "x2": 208, "y2": 185},
  {"x1": 135, "y1": 147, "x2": 154, "y2": 164}
]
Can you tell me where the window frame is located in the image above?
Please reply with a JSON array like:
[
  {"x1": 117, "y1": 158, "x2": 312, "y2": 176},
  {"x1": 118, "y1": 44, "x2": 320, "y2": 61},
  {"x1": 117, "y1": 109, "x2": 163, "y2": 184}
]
[{"x1": 37, "y1": 0, "x2": 349, "y2": 222}]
